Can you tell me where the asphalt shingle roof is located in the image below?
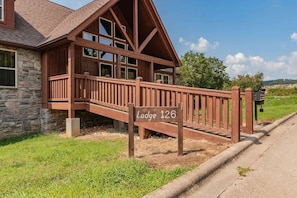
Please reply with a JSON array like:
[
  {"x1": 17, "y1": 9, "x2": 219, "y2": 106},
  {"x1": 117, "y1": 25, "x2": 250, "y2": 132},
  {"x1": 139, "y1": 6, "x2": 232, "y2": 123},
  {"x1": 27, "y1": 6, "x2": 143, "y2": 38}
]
[{"x1": 0, "y1": 0, "x2": 111, "y2": 48}]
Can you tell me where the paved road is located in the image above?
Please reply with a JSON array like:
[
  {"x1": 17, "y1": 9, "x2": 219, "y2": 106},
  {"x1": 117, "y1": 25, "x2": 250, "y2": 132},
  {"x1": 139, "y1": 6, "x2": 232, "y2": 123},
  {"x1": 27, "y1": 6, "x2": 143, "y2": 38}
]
[{"x1": 182, "y1": 114, "x2": 297, "y2": 198}]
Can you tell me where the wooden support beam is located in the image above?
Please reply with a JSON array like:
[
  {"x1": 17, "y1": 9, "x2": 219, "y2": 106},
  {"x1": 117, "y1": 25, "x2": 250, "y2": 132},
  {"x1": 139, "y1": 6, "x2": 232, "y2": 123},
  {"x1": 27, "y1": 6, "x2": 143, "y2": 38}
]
[
  {"x1": 149, "y1": 62, "x2": 154, "y2": 82},
  {"x1": 110, "y1": 8, "x2": 136, "y2": 51},
  {"x1": 133, "y1": 0, "x2": 139, "y2": 51},
  {"x1": 67, "y1": 43, "x2": 75, "y2": 118},
  {"x1": 75, "y1": 37, "x2": 176, "y2": 67},
  {"x1": 116, "y1": 54, "x2": 121, "y2": 79},
  {"x1": 41, "y1": 52, "x2": 49, "y2": 108},
  {"x1": 139, "y1": 28, "x2": 158, "y2": 53}
]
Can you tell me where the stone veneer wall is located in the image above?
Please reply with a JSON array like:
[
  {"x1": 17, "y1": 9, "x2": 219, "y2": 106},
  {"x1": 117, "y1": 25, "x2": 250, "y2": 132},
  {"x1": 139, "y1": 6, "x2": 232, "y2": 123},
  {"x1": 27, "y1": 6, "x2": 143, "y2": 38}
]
[
  {"x1": 0, "y1": 46, "x2": 42, "y2": 139},
  {"x1": 0, "y1": 45, "x2": 114, "y2": 139}
]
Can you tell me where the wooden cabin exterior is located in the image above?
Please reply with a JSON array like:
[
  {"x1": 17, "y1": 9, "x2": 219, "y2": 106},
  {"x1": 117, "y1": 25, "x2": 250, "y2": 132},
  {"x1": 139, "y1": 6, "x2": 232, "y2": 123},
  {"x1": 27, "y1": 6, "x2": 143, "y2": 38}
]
[{"x1": 0, "y1": 0, "x2": 254, "y2": 142}]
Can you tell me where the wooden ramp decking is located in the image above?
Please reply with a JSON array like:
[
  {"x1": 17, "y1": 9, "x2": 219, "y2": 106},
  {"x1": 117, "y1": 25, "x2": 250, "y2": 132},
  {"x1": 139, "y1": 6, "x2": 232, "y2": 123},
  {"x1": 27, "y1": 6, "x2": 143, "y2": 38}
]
[{"x1": 47, "y1": 74, "x2": 254, "y2": 143}]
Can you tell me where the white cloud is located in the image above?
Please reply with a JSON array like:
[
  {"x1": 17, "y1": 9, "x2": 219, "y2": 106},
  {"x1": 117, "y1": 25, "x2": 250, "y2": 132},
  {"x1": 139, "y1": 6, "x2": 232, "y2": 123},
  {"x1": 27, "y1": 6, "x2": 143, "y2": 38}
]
[
  {"x1": 179, "y1": 37, "x2": 219, "y2": 52},
  {"x1": 224, "y1": 52, "x2": 297, "y2": 80},
  {"x1": 291, "y1": 32, "x2": 297, "y2": 42}
]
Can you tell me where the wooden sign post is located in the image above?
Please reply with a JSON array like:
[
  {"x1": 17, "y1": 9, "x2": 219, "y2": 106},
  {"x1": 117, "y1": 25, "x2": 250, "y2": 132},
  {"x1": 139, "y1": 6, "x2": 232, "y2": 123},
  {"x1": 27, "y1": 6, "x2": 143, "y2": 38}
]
[{"x1": 128, "y1": 103, "x2": 183, "y2": 157}]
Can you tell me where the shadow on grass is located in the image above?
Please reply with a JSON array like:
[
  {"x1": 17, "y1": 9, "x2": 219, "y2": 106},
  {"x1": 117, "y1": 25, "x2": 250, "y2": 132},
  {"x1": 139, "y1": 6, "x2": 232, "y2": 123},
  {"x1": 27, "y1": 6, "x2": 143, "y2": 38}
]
[{"x1": 0, "y1": 133, "x2": 42, "y2": 147}]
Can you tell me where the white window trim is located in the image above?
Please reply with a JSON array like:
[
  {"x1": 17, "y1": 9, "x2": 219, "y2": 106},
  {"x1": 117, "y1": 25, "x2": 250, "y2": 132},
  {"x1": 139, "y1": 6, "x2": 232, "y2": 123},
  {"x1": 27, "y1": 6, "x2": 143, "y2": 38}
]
[
  {"x1": 0, "y1": 0, "x2": 4, "y2": 22},
  {"x1": 114, "y1": 23, "x2": 126, "y2": 41},
  {"x1": 114, "y1": 41, "x2": 127, "y2": 64},
  {"x1": 0, "y1": 48, "x2": 17, "y2": 88},
  {"x1": 82, "y1": 47, "x2": 98, "y2": 59},
  {"x1": 99, "y1": 51, "x2": 113, "y2": 62},
  {"x1": 127, "y1": 57, "x2": 138, "y2": 66},
  {"x1": 99, "y1": 17, "x2": 113, "y2": 38},
  {"x1": 126, "y1": 67, "x2": 138, "y2": 80},
  {"x1": 154, "y1": 73, "x2": 172, "y2": 84},
  {"x1": 82, "y1": 31, "x2": 98, "y2": 42},
  {"x1": 99, "y1": 63, "x2": 113, "y2": 77}
]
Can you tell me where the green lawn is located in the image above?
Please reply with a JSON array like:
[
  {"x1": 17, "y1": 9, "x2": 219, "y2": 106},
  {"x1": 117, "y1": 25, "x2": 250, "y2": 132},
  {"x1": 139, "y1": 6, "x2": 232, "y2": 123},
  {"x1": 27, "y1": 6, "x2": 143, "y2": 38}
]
[
  {"x1": 0, "y1": 134, "x2": 189, "y2": 198},
  {"x1": 257, "y1": 96, "x2": 297, "y2": 122}
]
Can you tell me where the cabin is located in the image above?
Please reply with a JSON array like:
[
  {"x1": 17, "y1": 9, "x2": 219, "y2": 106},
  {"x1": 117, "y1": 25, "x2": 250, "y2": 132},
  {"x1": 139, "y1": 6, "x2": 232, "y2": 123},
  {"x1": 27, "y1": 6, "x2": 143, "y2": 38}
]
[{"x1": 0, "y1": 0, "x2": 254, "y2": 142}]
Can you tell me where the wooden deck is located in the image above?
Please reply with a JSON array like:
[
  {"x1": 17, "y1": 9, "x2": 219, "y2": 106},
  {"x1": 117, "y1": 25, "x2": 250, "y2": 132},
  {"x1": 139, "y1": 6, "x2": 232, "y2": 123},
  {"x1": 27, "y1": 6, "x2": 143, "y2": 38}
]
[{"x1": 46, "y1": 74, "x2": 254, "y2": 143}]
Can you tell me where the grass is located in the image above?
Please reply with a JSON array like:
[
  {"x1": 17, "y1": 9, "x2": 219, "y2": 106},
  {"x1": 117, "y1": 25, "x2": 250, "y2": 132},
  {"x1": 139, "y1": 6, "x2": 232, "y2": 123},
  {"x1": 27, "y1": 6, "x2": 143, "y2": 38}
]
[
  {"x1": 257, "y1": 96, "x2": 297, "y2": 122},
  {"x1": 0, "y1": 134, "x2": 189, "y2": 198},
  {"x1": 237, "y1": 166, "x2": 254, "y2": 177}
]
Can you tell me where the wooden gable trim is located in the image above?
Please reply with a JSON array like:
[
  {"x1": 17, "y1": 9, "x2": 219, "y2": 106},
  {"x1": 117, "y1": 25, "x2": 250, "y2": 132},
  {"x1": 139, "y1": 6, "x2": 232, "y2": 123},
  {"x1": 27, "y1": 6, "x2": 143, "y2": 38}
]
[
  {"x1": 109, "y1": 8, "x2": 136, "y2": 51},
  {"x1": 75, "y1": 37, "x2": 176, "y2": 67},
  {"x1": 67, "y1": 0, "x2": 120, "y2": 41},
  {"x1": 142, "y1": 0, "x2": 181, "y2": 66},
  {"x1": 138, "y1": 27, "x2": 157, "y2": 53}
]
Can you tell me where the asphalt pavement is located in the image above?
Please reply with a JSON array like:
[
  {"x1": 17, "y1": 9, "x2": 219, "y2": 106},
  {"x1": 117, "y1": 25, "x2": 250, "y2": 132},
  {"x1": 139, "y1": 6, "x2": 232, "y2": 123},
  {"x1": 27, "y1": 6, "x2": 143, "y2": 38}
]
[
  {"x1": 144, "y1": 113, "x2": 297, "y2": 198},
  {"x1": 183, "y1": 113, "x2": 297, "y2": 198}
]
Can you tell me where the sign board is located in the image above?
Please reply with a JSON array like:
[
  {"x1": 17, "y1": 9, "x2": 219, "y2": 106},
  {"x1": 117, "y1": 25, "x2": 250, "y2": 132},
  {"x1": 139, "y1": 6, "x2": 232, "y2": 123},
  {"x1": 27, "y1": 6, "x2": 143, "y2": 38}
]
[
  {"x1": 128, "y1": 103, "x2": 183, "y2": 158},
  {"x1": 134, "y1": 106, "x2": 179, "y2": 122}
]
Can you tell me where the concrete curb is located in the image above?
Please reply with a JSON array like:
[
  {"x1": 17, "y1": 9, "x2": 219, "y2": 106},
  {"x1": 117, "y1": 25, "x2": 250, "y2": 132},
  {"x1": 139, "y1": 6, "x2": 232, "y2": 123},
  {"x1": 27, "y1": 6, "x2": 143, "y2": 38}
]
[{"x1": 143, "y1": 112, "x2": 297, "y2": 198}]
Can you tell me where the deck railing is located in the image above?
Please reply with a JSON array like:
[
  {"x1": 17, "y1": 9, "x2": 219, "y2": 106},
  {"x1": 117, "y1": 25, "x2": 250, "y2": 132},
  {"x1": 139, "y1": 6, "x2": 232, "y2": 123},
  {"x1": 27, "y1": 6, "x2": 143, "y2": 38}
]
[
  {"x1": 48, "y1": 74, "x2": 69, "y2": 102},
  {"x1": 48, "y1": 74, "x2": 253, "y2": 142}
]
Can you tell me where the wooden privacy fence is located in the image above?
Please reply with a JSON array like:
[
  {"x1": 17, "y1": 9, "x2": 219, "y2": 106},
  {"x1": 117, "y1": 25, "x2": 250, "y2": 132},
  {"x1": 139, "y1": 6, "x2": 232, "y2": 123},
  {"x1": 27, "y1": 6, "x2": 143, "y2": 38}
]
[{"x1": 48, "y1": 74, "x2": 253, "y2": 142}]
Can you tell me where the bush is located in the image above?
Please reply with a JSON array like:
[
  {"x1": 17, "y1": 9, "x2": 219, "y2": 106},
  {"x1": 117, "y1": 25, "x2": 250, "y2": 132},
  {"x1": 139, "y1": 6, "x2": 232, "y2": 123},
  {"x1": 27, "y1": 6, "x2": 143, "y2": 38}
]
[{"x1": 266, "y1": 87, "x2": 297, "y2": 96}]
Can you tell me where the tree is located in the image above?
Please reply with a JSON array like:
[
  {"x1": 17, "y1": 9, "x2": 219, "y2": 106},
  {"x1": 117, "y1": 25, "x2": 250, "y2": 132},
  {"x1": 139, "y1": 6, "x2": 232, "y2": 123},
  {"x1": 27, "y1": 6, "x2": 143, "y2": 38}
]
[
  {"x1": 177, "y1": 51, "x2": 230, "y2": 90},
  {"x1": 230, "y1": 72, "x2": 264, "y2": 92}
]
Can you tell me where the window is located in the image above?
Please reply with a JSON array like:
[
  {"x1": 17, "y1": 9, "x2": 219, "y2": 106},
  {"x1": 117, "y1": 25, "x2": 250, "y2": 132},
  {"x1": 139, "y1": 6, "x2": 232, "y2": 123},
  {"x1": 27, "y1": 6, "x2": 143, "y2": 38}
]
[
  {"x1": 0, "y1": 0, "x2": 3, "y2": 21},
  {"x1": 127, "y1": 68, "x2": 137, "y2": 80},
  {"x1": 99, "y1": 51, "x2": 113, "y2": 62},
  {"x1": 99, "y1": 17, "x2": 112, "y2": 37},
  {"x1": 0, "y1": 49, "x2": 17, "y2": 87},
  {"x1": 154, "y1": 73, "x2": 172, "y2": 84},
  {"x1": 83, "y1": 48, "x2": 98, "y2": 59},
  {"x1": 114, "y1": 41, "x2": 126, "y2": 63},
  {"x1": 128, "y1": 57, "x2": 137, "y2": 66},
  {"x1": 99, "y1": 37, "x2": 112, "y2": 46},
  {"x1": 100, "y1": 63, "x2": 113, "y2": 77},
  {"x1": 114, "y1": 24, "x2": 126, "y2": 41},
  {"x1": 82, "y1": 32, "x2": 98, "y2": 59},
  {"x1": 83, "y1": 32, "x2": 98, "y2": 42}
]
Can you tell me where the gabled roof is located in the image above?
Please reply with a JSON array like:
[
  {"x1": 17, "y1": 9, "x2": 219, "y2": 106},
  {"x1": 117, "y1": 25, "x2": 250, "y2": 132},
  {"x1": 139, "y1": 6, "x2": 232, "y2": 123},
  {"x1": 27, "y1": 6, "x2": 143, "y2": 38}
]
[
  {"x1": 0, "y1": 0, "x2": 180, "y2": 65},
  {"x1": 0, "y1": 0, "x2": 73, "y2": 48},
  {"x1": 40, "y1": 0, "x2": 111, "y2": 46}
]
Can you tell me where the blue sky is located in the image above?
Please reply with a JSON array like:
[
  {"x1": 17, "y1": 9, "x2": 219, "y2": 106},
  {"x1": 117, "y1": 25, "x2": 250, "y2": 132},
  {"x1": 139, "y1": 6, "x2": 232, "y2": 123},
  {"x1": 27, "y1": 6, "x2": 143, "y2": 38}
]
[{"x1": 51, "y1": 0, "x2": 297, "y2": 80}]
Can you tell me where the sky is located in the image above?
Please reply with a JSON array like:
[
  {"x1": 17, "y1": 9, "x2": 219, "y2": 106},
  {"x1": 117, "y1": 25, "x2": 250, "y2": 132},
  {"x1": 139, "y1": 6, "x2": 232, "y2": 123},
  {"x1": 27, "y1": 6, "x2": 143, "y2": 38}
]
[{"x1": 51, "y1": 0, "x2": 297, "y2": 80}]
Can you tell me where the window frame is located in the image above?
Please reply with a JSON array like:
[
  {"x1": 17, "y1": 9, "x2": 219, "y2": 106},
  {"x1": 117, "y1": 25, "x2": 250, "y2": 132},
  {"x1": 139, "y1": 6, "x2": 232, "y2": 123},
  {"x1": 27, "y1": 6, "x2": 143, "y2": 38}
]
[
  {"x1": 0, "y1": 0, "x2": 3, "y2": 22},
  {"x1": 154, "y1": 73, "x2": 170, "y2": 84},
  {"x1": 114, "y1": 41, "x2": 127, "y2": 64},
  {"x1": 99, "y1": 62, "x2": 113, "y2": 77},
  {"x1": 0, "y1": 48, "x2": 17, "y2": 88},
  {"x1": 114, "y1": 23, "x2": 126, "y2": 41},
  {"x1": 99, "y1": 17, "x2": 113, "y2": 38},
  {"x1": 82, "y1": 47, "x2": 98, "y2": 59},
  {"x1": 126, "y1": 67, "x2": 138, "y2": 80},
  {"x1": 82, "y1": 31, "x2": 98, "y2": 42}
]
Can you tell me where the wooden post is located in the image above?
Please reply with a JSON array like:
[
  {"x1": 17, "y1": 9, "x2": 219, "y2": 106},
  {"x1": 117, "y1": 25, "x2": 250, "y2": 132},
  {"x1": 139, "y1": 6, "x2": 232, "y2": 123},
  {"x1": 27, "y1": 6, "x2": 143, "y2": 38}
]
[
  {"x1": 135, "y1": 77, "x2": 148, "y2": 139},
  {"x1": 231, "y1": 86, "x2": 240, "y2": 143},
  {"x1": 135, "y1": 77, "x2": 142, "y2": 106},
  {"x1": 116, "y1": 54, "x2": 121, "y2": 79},
  {"x1": 245, "y1": 88, "x2": 254, "y2": 134},
  {"x1": 67, "y1": 42, "x2": 75, "y2": 118},
  {"x1": 41, "y1": 52, "x2": 49, "y2": 109},
  {"x1": 178, "y1": 103, "x2": 183, "y2": 156},
  {"x1": 133, "y1": 0, "x2": 139, "y2": 51},
  {"x1": 128, "y1": 104, "x2": 135, "y2": 157},
  {"x1": 173, "y1": 67, "x2": 176, "y2": 85},
  {"x1": 149, "y1": 62, "x2": 154, "y2": 82}
]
